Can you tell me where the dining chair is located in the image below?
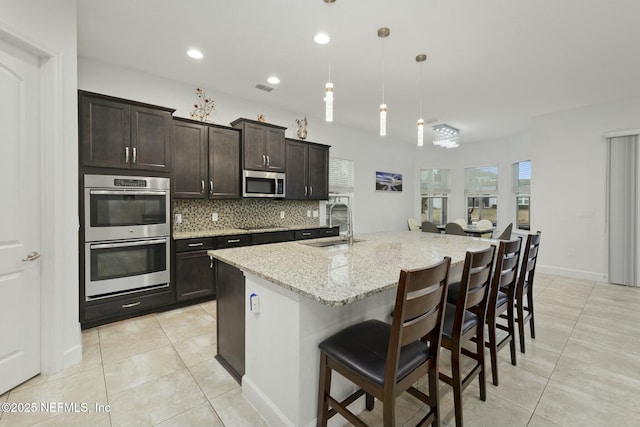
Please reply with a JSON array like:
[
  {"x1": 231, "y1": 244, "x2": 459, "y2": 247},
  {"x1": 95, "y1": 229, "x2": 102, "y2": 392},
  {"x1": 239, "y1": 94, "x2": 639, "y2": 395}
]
[
  {"x1": 476, "y1": 219, "x2": 493, "y2": 238},
  {"x1": 408, "y1": 217, "x2": 421, "y2": 231},
  {"x1": 514, "y1": 231, "x2": 541, "y2": 353},
  {"x1": 444, "y1": 222, "x2": 465, "y2": 236},
  {"x1": 496, "y1": 223, "x2": 513, "y2": 240},
  {"x1": 421, "y1": 220, "x2": 441, "y2": 234},
  {"x1": 317, "y1": 257, "x2": 451, "y2": 427},
  {"x1": 452, "y1": 218, "x2": 467, "y2": 228},
  {"x1": 439, "y1": 246, "x2": 495, "y2": 427}
]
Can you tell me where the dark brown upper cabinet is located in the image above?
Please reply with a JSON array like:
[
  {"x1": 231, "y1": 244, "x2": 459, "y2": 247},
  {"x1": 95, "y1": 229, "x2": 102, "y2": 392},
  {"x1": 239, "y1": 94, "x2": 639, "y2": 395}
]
[
  {"x1": 285, "y1": 139, "x2": 330, "y2": 200},
  {"x1": 173, "y1": 118, "x2": 240, "y2": 199},
  {"x1": 79, "y1": 91, "x2": 174, "y2": 171},
  {"x1": 231, "y1": 118, "x2": 286, "y2": 172}
]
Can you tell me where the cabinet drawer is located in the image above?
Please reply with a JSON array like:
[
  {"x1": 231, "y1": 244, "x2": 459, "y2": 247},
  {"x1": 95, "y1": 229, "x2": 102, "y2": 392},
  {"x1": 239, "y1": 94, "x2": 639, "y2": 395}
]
[
  {"x1": 251, "y1": 231, "x2": 295, "y2": 245},
  {"x1": 175, "y1": 237, "x2": 215, "y2": 252},
  {"x1": 319, "y1": 227, "x2": 340, "y2": 237},
  {"x1": 216, "y1": 234, "x2": 251, "y2": 248},
  {"x1": 83, "y1": 289, "x2": 173, "y2": 322},
  {"x1": 294, "y1": 229, "x2": 319, "y2": 240}
]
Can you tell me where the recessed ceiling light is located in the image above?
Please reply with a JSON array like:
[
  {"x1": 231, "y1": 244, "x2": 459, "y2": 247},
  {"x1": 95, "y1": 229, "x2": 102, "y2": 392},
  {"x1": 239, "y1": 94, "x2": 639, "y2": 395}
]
[
  {"x1": 187, "y1": 49, "x2": 203, "y2": 59},
  {"x1": 314, "y1": 33, "x2": 330, "y2": 45},
  {"x1": 267, "y1": 76, "x2": 280, "y2": 85}
]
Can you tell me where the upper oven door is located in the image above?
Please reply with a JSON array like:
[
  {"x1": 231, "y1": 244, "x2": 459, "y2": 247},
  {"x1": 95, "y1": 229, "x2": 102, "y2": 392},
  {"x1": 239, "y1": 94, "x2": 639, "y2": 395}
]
[{"x1": 84, "y1": 188, "x2": 169, "y2": 241}]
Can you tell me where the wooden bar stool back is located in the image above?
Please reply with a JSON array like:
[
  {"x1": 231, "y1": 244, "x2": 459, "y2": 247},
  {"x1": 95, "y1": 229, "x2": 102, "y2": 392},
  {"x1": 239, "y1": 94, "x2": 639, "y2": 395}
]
[
  {"x1": 317, "y1": 257, "x2": 451, "y2": 427},
  {"x1": 515, "y1": 231, "x2": 541, "y2": 353}
]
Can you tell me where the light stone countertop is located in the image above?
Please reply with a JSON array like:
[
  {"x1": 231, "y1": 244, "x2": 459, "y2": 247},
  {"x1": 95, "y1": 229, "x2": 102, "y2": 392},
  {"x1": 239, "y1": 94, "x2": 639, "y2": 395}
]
[
  {"x1": 173, "y1": 224, "x2": 329, "y2": 240},
  {"x1": 208, "y1": 230, "x2": 497, "y2": 307}
]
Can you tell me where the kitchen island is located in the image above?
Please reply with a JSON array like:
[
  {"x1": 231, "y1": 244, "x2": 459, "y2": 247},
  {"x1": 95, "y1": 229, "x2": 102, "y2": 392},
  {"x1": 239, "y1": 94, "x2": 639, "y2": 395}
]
[{"x1": 208, "y1": 231, "x2": 495, "y2": 427}]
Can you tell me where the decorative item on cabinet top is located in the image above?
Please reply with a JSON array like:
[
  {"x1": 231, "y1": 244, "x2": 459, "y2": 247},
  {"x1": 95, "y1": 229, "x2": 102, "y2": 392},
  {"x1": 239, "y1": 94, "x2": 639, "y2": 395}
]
[
  {"x1": 295, "y1": 117, "x2": 308, "y2": 140},
  {"x1": 190, "y1": 88, "x2": 215, "y2": 123}
]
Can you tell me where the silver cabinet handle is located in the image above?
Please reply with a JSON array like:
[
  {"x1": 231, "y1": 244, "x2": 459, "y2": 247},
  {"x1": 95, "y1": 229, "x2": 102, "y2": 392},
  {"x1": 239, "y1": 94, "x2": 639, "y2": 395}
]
[
  {"x1": 304, "y1": 186, "x2": 307, "y2": 196},
  {"x1": 209, "y1": 255, "x2": 214, "y2": 269},
  {"x1": 266, "y1": 155, "x2": 270, "y2": 166},
  {"x1": 201, "y1": 180, "x2": 205, "y2": 193},
  {"x1": 125, "y1": 147, "x2": 129, "y2": 163},
  {"x1": 227, "y1": 238, "x2": 241, "y2": 243},
  {"x1": 132, "y1": 147, "x2": 137, "y2": 163},
  {"x1": 309, "y1": 186, "x2": 313, "y2": 197},
  {"x1": 302, "y1": 232, "x2": 311, "y2": 236},
  {"x1": 22, "y1": 251, "x2": 40, "y2": 262},
  {"x1": 262, "y1": 155, "x2": 266, "y2": 166},
  {"x1": 122, "y1": 301, "x2": 141, "y2": 308},
  {"x1": 210, "y1": 181, "x2": 213, "y2": 194},
  {"x1": 188, "y1": 242, "x2": 204, "y2": 247}
]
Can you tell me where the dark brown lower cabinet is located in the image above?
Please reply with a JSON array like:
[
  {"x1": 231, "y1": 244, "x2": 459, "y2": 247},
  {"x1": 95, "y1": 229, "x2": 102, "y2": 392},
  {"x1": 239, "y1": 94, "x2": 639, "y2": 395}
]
[
  {"x1": 175, "y1": 251, "x2": 215, "y2": 301},
  {"x1": 215, "y1": 260, "x2": 246, "y2": 382}
]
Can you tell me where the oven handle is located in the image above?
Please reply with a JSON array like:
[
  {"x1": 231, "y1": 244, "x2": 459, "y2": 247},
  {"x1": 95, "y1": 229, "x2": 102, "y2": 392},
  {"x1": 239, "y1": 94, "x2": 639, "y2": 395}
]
[
  {"x1": 89, "y1": 190, "x2": 167, "y2": 196},
  {"x1": 90, "y1": 238, "x2": 167, "y2": 250}
]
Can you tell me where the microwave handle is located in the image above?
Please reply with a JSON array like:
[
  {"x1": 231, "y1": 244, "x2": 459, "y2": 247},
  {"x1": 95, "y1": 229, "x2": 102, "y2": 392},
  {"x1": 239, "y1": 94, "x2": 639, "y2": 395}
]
[{"x1": 91, "y1": 238, "x2": 167, "y2": 250}]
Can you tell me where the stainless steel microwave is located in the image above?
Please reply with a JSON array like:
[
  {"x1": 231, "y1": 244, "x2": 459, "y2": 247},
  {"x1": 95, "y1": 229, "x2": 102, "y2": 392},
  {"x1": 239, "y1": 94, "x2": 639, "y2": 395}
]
[{"x1": 243, "y1": 170, "x2": 285, "y2": 198}]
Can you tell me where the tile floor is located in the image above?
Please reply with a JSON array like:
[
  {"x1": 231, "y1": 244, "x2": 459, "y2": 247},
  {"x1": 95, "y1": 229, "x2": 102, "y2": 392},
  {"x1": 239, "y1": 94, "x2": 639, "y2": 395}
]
[{"x1": 1, "y1": 274, "x2": 640, "y2": 426}]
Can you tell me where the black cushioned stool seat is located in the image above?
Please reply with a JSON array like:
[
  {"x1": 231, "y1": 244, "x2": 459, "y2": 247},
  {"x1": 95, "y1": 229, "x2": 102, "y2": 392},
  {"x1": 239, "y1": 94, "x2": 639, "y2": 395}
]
[{"x1": 318, "y1": 319, "x2": 429, "y2": 386}]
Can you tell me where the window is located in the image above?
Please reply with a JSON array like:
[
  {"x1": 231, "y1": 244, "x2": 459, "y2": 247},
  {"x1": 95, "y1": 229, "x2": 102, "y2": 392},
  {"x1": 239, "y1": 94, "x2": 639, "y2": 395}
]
[
  {"x1": 420, "y1": 169, "x2": 449, "y2": 226},
  {"x1": 329, "y1": 157, "x2": 354, "y2": 193},
  {"x1": 513, "y1": 160, "x2": 531, "y2": 230},
  {"x1": 465, "y1": 165, "x2": 498, "y2": 225}
]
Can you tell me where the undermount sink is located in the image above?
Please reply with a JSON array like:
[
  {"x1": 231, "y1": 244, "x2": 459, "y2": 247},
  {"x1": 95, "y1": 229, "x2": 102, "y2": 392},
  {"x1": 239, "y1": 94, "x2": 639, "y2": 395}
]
[{"x1": 301, "y1": 239, "x2": 363, "y2": 248}]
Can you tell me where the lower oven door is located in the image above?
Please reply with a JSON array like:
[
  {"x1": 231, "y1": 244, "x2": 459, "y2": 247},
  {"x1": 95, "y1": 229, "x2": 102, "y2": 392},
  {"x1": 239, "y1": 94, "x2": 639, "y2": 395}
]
[{"x1": 85, "y1": 237, "x2": 170, "y2": 299}]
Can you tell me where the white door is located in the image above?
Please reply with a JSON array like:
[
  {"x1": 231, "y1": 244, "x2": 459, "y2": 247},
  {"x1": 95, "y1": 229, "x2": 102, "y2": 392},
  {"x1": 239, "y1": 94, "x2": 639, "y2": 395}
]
[{"x1": 0, "y1": 36, "x2": 41, "y2": 394}]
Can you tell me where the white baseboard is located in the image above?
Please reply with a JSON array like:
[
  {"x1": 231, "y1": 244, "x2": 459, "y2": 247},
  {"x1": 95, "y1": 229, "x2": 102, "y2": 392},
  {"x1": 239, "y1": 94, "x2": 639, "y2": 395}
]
[{"x1": 537, "y1": 264, "x2": 607, "y2": 282}]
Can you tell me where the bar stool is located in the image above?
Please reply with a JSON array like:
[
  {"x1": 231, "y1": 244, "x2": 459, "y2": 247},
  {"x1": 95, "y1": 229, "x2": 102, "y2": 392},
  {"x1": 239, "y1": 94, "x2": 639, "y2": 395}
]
[
  {"x1": 317, "y1": 257, "x2": 451, "y2": 427},
  {"x1": 514, "y1": 231, "x2": 541, "y2": 353},
  {"x1": 439, "y1": 246, "x2": 495, "y2": 427}
]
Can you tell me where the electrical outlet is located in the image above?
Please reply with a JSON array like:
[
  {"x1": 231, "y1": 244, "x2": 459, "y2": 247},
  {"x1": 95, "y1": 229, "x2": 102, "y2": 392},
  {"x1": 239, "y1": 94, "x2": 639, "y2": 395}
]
[
  {"x1": 175, "y1": 214, "x2": 182, "y2": 224},
  {"x1": 307, "y1": 210, "x2": 312, "y2": 217},
  {"x1": 313, "y1": 210, "x2": 319, "y2": 218},
  {"x1": 212, "y1": 212, "x2": 219, "y2": 222},
  {"x1": 567, "y1": 248, "x2": 576, "y2": 257},
  {"x1": 280, "y1": 211, "x2": 285, "y2": 219}
]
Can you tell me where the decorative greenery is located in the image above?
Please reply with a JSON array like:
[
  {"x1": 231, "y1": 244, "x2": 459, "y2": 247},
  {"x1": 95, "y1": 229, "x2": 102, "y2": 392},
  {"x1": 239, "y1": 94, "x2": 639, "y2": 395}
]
[{"x1": 190, "y1": 88, "x2": 215, "y2": 122}]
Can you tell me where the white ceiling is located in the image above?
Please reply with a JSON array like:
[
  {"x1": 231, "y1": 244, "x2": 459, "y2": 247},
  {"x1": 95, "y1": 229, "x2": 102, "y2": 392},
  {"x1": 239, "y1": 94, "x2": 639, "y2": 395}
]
[{"x1": 77, "y1": 0, "x2": 640, "y2": 145}]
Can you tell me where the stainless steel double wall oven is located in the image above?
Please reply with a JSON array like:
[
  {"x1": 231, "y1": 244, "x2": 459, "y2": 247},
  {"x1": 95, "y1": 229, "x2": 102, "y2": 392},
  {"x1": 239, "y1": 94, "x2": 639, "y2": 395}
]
[{"x1": 84, "y1": 174, "x2": 170, "y2": 300}]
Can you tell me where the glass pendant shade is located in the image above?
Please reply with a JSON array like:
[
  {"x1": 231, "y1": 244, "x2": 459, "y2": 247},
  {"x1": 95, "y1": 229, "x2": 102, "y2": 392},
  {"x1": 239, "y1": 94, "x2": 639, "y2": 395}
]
[
  {"x1": 417, "y1": 118, "x2": 424, "y2": 146},
  {"x1": 324, "y1": 82, "x2": 334, "y2": 122},
  {"x1": 379, "y1": 104, "x2": 387, "y2": 136}
]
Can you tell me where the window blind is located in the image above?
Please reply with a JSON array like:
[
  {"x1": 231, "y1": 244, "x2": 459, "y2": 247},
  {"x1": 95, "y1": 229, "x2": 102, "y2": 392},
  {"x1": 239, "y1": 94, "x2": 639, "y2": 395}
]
[
  {"x1": 512, "y1": 160, "x2": 531, "y2": 194},
  {"x1": 464, "y1": 165, "x2": 498, "y2": 195},
  {"x1": 329, "y1": 157, "x2": 354, "y2": 193},
  {"x1": 420, "y1": 169, "x2": 450, "y2": 195}
]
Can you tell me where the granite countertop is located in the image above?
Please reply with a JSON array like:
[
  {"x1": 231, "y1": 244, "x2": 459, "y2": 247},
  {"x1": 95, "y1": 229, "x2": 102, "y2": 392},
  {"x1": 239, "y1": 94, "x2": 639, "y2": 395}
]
[
  {"x1": 208, "y1": 230, "x2": 496, "y2": 307},
  {"x1": 173, "y1": 224, "x2": 329, "y2": 240}
]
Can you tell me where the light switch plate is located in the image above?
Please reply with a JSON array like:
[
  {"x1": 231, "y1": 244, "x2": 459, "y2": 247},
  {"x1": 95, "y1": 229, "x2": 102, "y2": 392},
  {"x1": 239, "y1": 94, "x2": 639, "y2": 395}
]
[
  {"x1": 175, "y1": 214, "x2": 182, "y2": 224},
  {"x1": 280, "y1": 211, "x2": 285, "y2": 219},
  {"x1": 212, "y1": 212, "x2": 219, "y2": 221}
]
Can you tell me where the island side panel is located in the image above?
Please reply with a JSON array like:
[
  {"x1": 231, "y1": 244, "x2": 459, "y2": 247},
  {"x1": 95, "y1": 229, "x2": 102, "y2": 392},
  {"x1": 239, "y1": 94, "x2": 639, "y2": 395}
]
[
  {"x1": 216, "y1": 260, "x2": 246, "y2": 381},
  {"x1": 243, "y1": 271, "x2": 396, "y2": 427}
]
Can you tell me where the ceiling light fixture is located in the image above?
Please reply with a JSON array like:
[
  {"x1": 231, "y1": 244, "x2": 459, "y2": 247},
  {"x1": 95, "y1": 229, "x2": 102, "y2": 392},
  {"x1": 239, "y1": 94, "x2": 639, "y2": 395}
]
[
  {"x1": 378, "y1": 27, "x2": 390, "y2": 136},
  {"x1": 267, "y1": 76, "x2": 280, "y2": 85},
  {"x1": 416, "y1": 54, "x2": 427, "y2": 147},
  {"x1": 314, "y1": 33, "x2": 330, "y2": 45},
  {"x1": 322, "y1": 0, "x2": 336, "y2": 122},
  {"x1": 433, "y1": 123, "x2": 460, "y2": 148},
  {"x1": 186, "y1": 49, "x2": 203, "y2": 59}
]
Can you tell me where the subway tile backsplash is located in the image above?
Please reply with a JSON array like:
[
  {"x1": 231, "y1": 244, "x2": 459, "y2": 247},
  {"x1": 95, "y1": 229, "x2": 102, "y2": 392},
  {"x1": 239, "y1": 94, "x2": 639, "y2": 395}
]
[{"x1": 173, "y1": 199, "x2": 321, "y2": 233}]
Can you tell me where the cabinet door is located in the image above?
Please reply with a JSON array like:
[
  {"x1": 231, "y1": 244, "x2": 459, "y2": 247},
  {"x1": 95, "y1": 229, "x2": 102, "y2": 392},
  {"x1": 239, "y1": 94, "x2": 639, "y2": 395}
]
[
  {"x1": 175, "y1": 250, "x2": 215, "y2": 301},
  {"x1": 242, "y1": 122, "x2": 267, "y2": 170},
  {"x1": 209, "y1": 127, "x2": 240, "y2": 198},
  {"x1": 131, "y1": 106, "x2": 172, "y2": 171},
  {"x1": 308, "y1": 144, "x2": 329, "y2": 200},
  {"x1": 285, "y1": 140, "x2": 308, "y2": 199},
  {"x1": 80, "y1": 95, "x2": 131, "y2": 169},
  {"x1": 173, "y1": 121, "x2": 207, "y2": 198},
  {"x1": 264, "y1": 127, "x2": 285, "y2": 171}
]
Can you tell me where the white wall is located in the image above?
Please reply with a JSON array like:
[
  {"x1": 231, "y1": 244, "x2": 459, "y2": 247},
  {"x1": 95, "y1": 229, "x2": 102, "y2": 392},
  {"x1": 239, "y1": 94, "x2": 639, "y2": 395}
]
[
  {"x1": 0, "y1": 0, "x2": 80, "y2": 373},
  {"x1": 78, "y1": 58, "x2": 416, "y2": 234},
  {"x1": 531, "y1": 96, "x2": 640, "y2": 281}
]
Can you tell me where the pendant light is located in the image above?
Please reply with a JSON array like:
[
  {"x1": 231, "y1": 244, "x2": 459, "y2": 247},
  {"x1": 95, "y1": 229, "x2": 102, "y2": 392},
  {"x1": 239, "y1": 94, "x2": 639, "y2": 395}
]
[
  {"x1": 378, "y1": 27, "x2": 390, "y2": 136},
  {"x1": 321, "y1": 0, "x2": 336, "y2": 122},
  {"x1": 416, "y1": 54, "x2": 427, "y2": 146}
]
